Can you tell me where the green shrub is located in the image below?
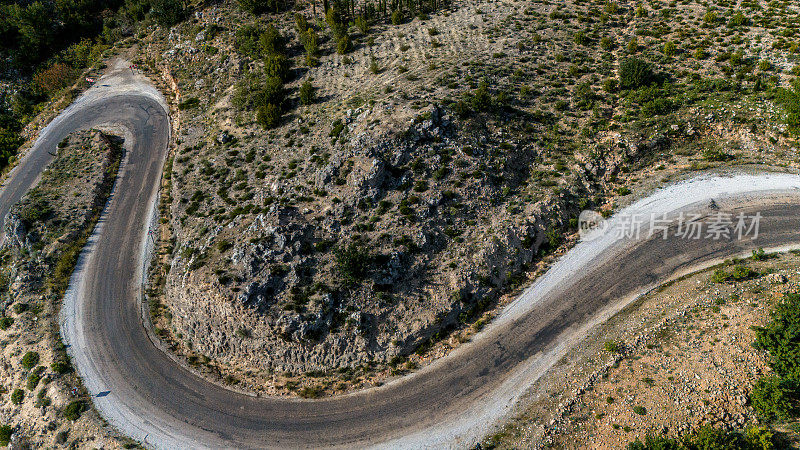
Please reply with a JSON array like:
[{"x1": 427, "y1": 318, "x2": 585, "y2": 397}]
[
  {"x1": 336, "y1": 34, "x2": 352, "y2": 54},
  {"x1": 603, "y1": 78, "x2": 618, "y2": 93},
  {"x1": 150, "y1": 0, "x2": 187, "y2": 27},
  {"x1": 391, "y1": 9, "x2": 403, "y2": 25},
  {"x1": 334, "y1": 243, "x2": 371, "y2": 285},
  {"x1": 712, "y1": 264, "x2": 757, "y2": 283},
  {"x1": 259, "y1": 25, "x2": 285, "y2": 56},
  {"x1": 329, "y1": 119, "x2": 345, "y2": 138},
  {"x1": 178, "y1": 97, "x2": 200, "y2": 110},
  {"x1": 257, "y1": 103, "x2": 281, "y2": 129},
  {"x1": 0, "y1": 425, "x2": 10, "y2": 446},
  {"x1": 604, "y1": 340, "x2": 623, "y2": 353},
  {"x1": 746, "y1": 426, "x2": 776, "y2": 450},
  {"x1": 51, "y1": 360, "x2": 72, "y2": 374},
  {"x1": 711, "y1": 268, "x2": 728, "y2": 283},
  {"x1": 776, "y1": 86, "x2": 800, "y2": 134},
  {"x1": 298, "y1": 386, "x2": 322, "y2": 398},
  {"x1": 633, "y1": 405, "x2": 647, "y2": 415},
  {"x1": 26, "y1": 367, "x2": 44, "y2": 390},
  {"x1": 703, "y1": 10, "x2": 717, "y2": 25},
  {"x1": 664, "y1": 41, "x2": 677, "y2": 56},
  {"x1": 21, "y1": 351, "x2": 39, "y2": 370},
  {"x1": 728, "y1": 11, "x2": 749, "y2": 27},
  {"x1": 299, "y1": 81, "x2": 315, "y2": 105},
  {"x1": 10, "y1": 389, "x2": 23, "y2": 404},
  {"x1": 619, "y1": 58, "x2": 654, "y2": 89},
  {"x1": 750, "y1": 376, "x2": 796, "y2": 422},
  {"x1": 0, "y1": 317, "x2": 12, "y2": 330},
  {"x1": 50, "y1": 243, "x2": 82, "y2": 293},
  {"x1": 729, "y1": 264, "x2": 756, "y2": 281},
  {"x1": 63, "y1": 400, "x2": 86, "y2": 421},
  {"x1": 702, "y1": 147, "x2": 732, "y2": 162},
  {"x1": 264, "y1": 53, "x2": 290, "y2": 81},
  {"x1": 628, "y1": 425, "x2": 775, "y2": 449},
  {"x1": 20, "y1": 197, "x2": 53, "y2": 227},
  {"x1": 754, "y1": 293, "x2": 800, "y2": 380}
]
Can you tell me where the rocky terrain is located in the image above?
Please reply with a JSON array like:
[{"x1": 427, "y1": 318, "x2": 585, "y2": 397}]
[
  {"x1": 3, "y1": 0, "x2": 800, "y2": 444},
  {"x1": 124, "y1": 0, "x2": 800, "y2": 395},
  {"x1": 78, "y1": 2, "x2": 796, "y2": 393},
  {"x1": 0, "y1": 130, "x2": 131, "y2": 447}
]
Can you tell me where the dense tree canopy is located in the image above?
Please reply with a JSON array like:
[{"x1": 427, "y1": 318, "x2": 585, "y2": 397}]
[{"x1": 0, "y1": 0, "x2": 189, "y2": 173}]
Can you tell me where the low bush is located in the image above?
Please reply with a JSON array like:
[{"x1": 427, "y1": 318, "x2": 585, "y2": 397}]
[
  {"x1": 21, "y1": 351, "x2": 39, "y2": 370},
  {"x1": 0, "y1": 425, "x2": 10, "y2": 446},
  {"x1": 334, "y1": 243, "x2": 371, "y2": 285},
  {"x1": 51, "y1": 360, "x2": 72, "y2": 374},
  {"x1": 10, "y1": 389, "x2": 23, "y2": 405},
  {"x1": 751, "y1": 376, "x2": 796, "y2": 422},
  {"x1": 619, "y1": 58, "x2": 654, "y2": 89},
  {"x1": 63, "y1": 400, "x2": 86, "y2": 420},
  {"x1": 178, "y1": 97, "x2": 200, "y2": 110},
  {"x1": 628, "y1": 425, "x2": 778, "y2": 449},
  {"x1": 299, "y1": 81, "x2": 315, "y2": 105}
]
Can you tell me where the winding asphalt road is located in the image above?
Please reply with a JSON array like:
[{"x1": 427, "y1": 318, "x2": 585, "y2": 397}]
[{"x1": 5, "y1": 71, "x2": 800, "y2": 449}]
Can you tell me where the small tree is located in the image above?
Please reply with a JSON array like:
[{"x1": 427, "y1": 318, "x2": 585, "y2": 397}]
[
  {"x1": 369, "y1": 54, "x2": 380, "y2": 74},
  {"x1": 21, "y1": 351, "x2": 39, "y2": 370},
  {"x1": 573, "y1": 30, "x2": 588, "y2": 46},
  {"x1": 0, "y1": 425, "x2": 11, "y2": 446},
  {"x1": 300, "y1": 28, "x2": 319, "y2": 66},
  {"x1": 326, "y1": 6, "x2": 348, "y2": 38},
  {"x1": 355, "y1": 15, "x2": 369, "y2": 34},
  {"x1": 751, "y1": 376, "x2": 796, "y2": 422},
  {"x1": 663, "y1": 41, "x2": 676, "y2": 56},
  {"x1": 259, "y1": 25, "x2": 285, "y2": 56},
  {"x1": 337, "y1": 34, "x2": 352, "y2": 54},
  {"x1": 391, "y1": 9, "x2": 403, "y2": 25},
  {"x1": 261, "y1": 76, "x2": 285, "y2": 105},
  {"x1": 618, "y1": 58, "x2": 653, "y2": 89},
  {"x1": 334, "y1": 243, "x2": 370, "y2": 285},
  {"x1": 235, "y1": 25, "x2": 263, "y2": 59},
  {"x1": 150, "y1": 0, "x2": 187, "y2": 27},
  {"x1": 257, "y1": 103, "x2": 281, "y2": 129},
  {"x1": 299, "y1": 81, "x2": 315, "y2": 105},
  {"x1": 264, "y1": 53, "x2": 290, "y2": 81},
  {"x1": 10, "y1": 389, "x2": 23, "y2": 405},
  {"x1": 626, "y1": 36, "x2": 639, "y2": 53}
]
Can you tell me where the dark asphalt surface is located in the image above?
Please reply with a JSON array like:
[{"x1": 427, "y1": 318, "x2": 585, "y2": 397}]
[{"x1": 6, "y1": 91, "x2": 800, "y2": 448}]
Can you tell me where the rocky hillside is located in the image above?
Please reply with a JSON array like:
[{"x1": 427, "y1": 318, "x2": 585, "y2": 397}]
[{"x1": 125, "y1": 0, "x2": 800, "y2": 395}]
